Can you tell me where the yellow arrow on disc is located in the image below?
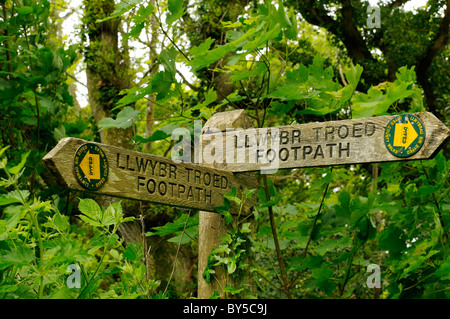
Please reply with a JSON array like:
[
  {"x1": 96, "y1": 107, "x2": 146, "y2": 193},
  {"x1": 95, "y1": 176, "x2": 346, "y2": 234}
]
[
  {"x1": 79, "y1": 151, "x2": 100, "y2": 182},
  {"x1": 393, "y1": 120, "x2": 419, "y2": 150}
]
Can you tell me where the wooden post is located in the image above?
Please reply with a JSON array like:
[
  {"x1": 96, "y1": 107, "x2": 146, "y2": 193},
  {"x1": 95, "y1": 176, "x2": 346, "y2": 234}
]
[{"x1": 198, "y1": 110, "x2": 255, "y2": 299}]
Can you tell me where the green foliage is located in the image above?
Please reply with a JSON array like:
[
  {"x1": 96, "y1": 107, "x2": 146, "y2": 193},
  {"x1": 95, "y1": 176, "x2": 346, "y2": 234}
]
[
  {"x1": 203, "y1": 187, "x2": 256, "y2": 298},
  {"x1": 148, "y1": 212, "x2": 199, "y2": 245},
  {"x1": 98, "y1": 106, "x2": 141, "y2": 131},
  {"x1": 351, "y1": 66, "x2": 424, "y2": 118},
  {"x1": 1, "y1": 0, "x2": 449, "y2": 300},
  {"x1": 0, "y1": 153, "x2": 160, "y2": 298}
]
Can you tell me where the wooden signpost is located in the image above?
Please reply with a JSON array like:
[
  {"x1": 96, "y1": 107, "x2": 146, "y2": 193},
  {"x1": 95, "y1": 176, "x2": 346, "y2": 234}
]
[
  {"x1": 196, "y1": 109, "x2": 449, "y2": 298},
  {"x1": 204, "y1": 112, "x2": 450, "y2": 172},
  {"x1": 43, "y1": 110, "x2": 449, "y2": 299},
  {"x1": 43, "y1": 137, "x2": 258, "y2": 213}
]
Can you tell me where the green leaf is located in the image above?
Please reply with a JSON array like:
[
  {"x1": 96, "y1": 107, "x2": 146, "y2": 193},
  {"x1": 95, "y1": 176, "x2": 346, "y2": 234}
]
[
  {"x1": 3, "y1": 190, "x2": 29, "y2": 204},
  {"x1": 53, "y1": 210, "x2": 70, "y2": 232},
  {"x1": 224, "y1": 187, "x2": 241, "y2": 205},
  {"x1": 102, "y1": 205, "x2": 117, "y2": 227},
  {"x1": 227, "y1": 258, "x2": 237, "y2": 274},
  {"x1": 78, "y1": 198, "x2": 103, "y2": 227},
  {"x1": 242, "y1": 23, "x2": 281, "y2": 52},
  {"x1": 15, "y1": 6, "x2": 34, "y2": 15},
  {"x1": 150, "y1": 213, "x2": 197, "y2": 237},
  {"x1": 8, "y1": 150, "x2": 30, "y2": 175},
  {"x1": 98, "y1": 106, "x2": 140, "y2": 131},
  {"x1": 150, "y1": 71, "x2": 174, "y2": 100},
  {"x1": 223, "y1": 285, "x2": 244, "y2": 295},
  {"x1": 435, "y1": 256, "x2": 450, "y2": 279},
  {"x1": 135, "y1": 124, "x2": 179, "y2": 144},
  {"x1": 378, "y1": 227, "x2": 406, "y2": 258},
  {"x1": 0, "y1": 195, "x2": 21, "y2": 206},
  {"x1": 230, "y1": 62, "x2": 267, "y2": 82},
  {"x1": 159, "y1": 47, "x2": 177, "y2": 79},
  {"x1": 190, "y1": 38, "x2": 215, "y2": 57},
  {"x1": 275, "y1": 1, "x2": 291, "y2": 28},
  {"x1": 123, "y1": 242, "x2": 143, "y2": 262},
  {"x1": 188, "y1": 26, "x2": 260, "y2": 72},
  {"x1": 0, "y1": 145, "x2": 10, "y2": 158},
  {"x1": 114, "y1": 86, "x2": 153, "y2": 109},
  {"x1": 215, "y1": 198, "x2": 232, "y2": 225},
  {"x1": 241, "y1": 222, "x2": 251, "y2": 233},
  {"x1": 0, "y1": 247, "x2": 34, "y2": 270},
  {"x1": 0, "y1": 221, "x2": 7, "y2": 241},
  {"x1": 285, "y1": 9, "x2": 298, "y2": 40},
  {"x1": 96, "y1": 0, "x2": 140, "y2": 23},
  {"x1": 311, "y1": 264, "x2": 336, "y2": 296},
  {"x1": 133, "y1": 4, "x2": 155, "y2": 24},
  {"x1": 166, "y1": 0, "x2": 185, "y2": 26}
]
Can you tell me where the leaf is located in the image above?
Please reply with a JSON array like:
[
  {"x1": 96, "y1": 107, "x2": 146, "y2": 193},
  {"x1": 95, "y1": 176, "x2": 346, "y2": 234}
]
[
  {"x1": 0, "y1": 247, "x2": 34, "y2": 270},
  {"x1": 311, "y1": 264, "x2": 336, "y2": 296},
  {"x1": 435, "y1": 257, "x2": 450, "y2": 279},
  {"x1": 3, "y1": 190, "x2": 29, "y2": 204},
  {"x1": 378, "y1": 227, "x2": 406, "y2": 258},
  {"x1": 15, "y1": 6, "x2": 34, "y2": 15},
  {"x1": 8, "y1": 150, "x2": 30, "y2": 175},
  {"x1": 166, "y1": 0, "x2": 185, "y2": 26},
  {"x1": 38, "y1": 95, "x2": 55, "y2": 114},
  {"x1": 78, "y1": 198, "x2": 103, "y2": 227},
  {"x1": 53, "y1": 210, "x2": 70, "y2": 232},
  {"x1": 242, "y1": 23, "x2": 281, "y2": 52},
  {"x1": 53, "y1": 124, "x2": 66, "y2": 142},
  {"x1": 114, "y1": 86, "x2": 153, "y2": 109},
  {"x1": 227, "y1": 258, "x2": 237, "y2": 274},
  {"x1": 191, "y1": 87, "x2": 217, "y2": 112},
  {"x1": 102, "y1": 205, "x2": 117, "y2": 227},
  {"x1": 241, "y1": 222, "x2": 251, "y2": 233},
  {"x1": 150, "y1": 71, "x2": 175, "y2": 100},
  {"x1": 0, "y1": 145, "x2": 10, "y2": 158},
  {"x1": 224, "y1": 187, "x2": 241, "y2": 205},
  {"x1": 96, "y1": 0, "x2": 140, "y2": 23},
  {"x1": 188, "y1": 26, "x2": 260, "y2": 72},
  {"x1": 0, "y1": 221, "x2": 7, "y2": 241},
  {"x1": 190, "y1": 38, "x2": 215, "y2": 57},
  {"x1": 275, "y1": 1, "x2": 291, "y2": 28},
  {"x1": 223, "y1": 285, "x2": 244, "y2": 295},
  {"x1": 98, "y1": 106, "x2": 140, "y2": 131},
  {"x1": 123, "y1": 242, "x2": 143, "y2": 262},
  {"x1": 285, "y1": 9, "x2": 298, "y2": 40},
  {"x1": 159, "y1": 47, "x2": 177, "y2": 80},
  {"x1": 0, "y1": 195, "x2": 22, "y2": 206},
  {"x1": 149, "y1": 213, "x2": 197, "y2": 237},
  {"x1": 133, "y1": 4, "x2": 155, "y2": 24}
]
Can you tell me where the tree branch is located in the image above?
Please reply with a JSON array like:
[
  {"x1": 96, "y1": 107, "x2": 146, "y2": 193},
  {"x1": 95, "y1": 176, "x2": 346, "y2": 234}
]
[
  {"x1": 295, "y1": 0, "x2": 382, "y2": 87},
  {"x1": 388, "y1": 0, "x2": 411, "y2": 9},
  {"x1": 416, "y1": 0, "x2": 450, "y2": 115}
]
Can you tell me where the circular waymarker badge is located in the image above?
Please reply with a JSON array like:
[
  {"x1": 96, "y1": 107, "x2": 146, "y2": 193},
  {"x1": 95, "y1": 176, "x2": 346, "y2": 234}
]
[
  {"x1": 73, "y1": 143, "x2": 109, "y2": 190},
  {"x1": 384, "y1": 114, "x2": 425, "y2": 158}
]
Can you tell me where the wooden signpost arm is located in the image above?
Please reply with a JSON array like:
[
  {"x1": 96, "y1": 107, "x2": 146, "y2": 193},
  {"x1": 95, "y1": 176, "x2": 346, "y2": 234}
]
[
  {"x1": 212, "y1": 112, "x2": 450, "y2": 172},
  {"x1": 42, "y1": 137, "x2": 257, "y2": 213}
]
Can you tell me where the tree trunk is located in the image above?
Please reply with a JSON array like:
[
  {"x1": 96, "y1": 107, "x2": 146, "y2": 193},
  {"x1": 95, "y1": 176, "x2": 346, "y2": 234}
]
[
  {"x1": 82, "y1": 1, "x2": 196, "y2": 296},
  {"x1": 83, "y1": 0, "x2": 133, "y2": 148}
]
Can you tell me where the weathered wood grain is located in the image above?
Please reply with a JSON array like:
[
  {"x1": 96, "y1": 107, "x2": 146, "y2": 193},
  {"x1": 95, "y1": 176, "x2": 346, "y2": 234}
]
[
  {"x1": 43, "y1": 137, "x2": 258, "y2": 213},
  {"x1": 198, "y1": 109, "x2": 257, "y2": 299},
  {"x1": 201, "y1": 112, "x2": 450, "y2": 172}
]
